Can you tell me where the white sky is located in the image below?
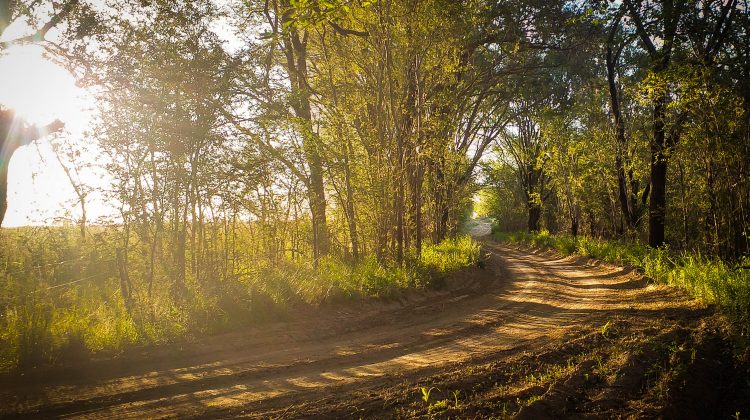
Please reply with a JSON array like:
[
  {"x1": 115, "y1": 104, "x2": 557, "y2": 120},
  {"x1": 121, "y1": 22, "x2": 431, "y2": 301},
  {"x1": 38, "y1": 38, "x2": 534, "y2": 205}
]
[{"x1": 0, "y1": 13, "x2": 107, "y2": 227}]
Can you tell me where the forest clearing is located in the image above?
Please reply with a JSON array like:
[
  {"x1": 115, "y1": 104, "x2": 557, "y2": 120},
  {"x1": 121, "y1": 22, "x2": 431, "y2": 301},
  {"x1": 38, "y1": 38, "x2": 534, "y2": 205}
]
[{"x1": 1, "y1": 0, "x2": 749, "y2": 417}]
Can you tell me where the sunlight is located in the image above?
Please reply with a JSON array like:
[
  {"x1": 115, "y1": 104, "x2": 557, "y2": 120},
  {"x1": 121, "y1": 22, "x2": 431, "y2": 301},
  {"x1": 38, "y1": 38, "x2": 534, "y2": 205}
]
[
  {"x1": 0, "y1": 45, "x2": 88, "y2": 128},
  {"x1": 0, "y1": 44, "x2": 101, "y2": 227}
]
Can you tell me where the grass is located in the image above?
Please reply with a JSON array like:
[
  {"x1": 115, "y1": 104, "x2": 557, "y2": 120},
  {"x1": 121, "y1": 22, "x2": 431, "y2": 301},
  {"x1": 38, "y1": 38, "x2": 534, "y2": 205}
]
[
  {"x1": 494, "y1": 229, "x2": 750, "y2": 337},
  {"x1": 246, "y1": 235, "x2": 481, "y2": 305},
  {"x1": 0, "y1": 228, "x2": 481, "y2": 372}
]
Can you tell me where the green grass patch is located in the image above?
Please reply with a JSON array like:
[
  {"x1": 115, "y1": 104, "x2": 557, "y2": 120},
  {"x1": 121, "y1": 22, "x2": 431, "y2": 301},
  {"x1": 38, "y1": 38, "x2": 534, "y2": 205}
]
[
  {"x1": 0, "y1": 232, "x2": 480, "y2": 372},
  {"x1": 494, "y1": 229, "x2": 750, "y2": 336},
  {"x1": 245, "y1": 235, "x2": 481, "y2": 305}
]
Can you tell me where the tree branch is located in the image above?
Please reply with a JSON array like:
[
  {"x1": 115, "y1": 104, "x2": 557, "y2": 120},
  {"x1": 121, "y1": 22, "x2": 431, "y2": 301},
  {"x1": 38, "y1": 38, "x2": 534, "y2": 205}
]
[
  {"x1": 3, "y1": 0, "x2": 79, "y2": 46},
  {"x1": 328, "y1": 20, "x2": 368, "y2": 37},
  {"x1": 623, "y1": 0, "x2": 658, "y2": 58}
]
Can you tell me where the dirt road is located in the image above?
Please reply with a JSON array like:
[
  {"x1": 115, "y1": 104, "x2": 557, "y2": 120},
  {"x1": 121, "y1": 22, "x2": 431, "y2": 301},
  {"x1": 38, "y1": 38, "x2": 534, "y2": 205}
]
[{"x1": 0, "y1": 226, "x2": 708, "y2": 418}]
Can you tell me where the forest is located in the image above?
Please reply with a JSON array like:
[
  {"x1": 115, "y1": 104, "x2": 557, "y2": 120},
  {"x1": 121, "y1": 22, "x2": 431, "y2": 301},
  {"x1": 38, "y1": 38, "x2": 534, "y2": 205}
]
[{"x1": 0, "y1": 0, "x2": 749, "y2": 417}]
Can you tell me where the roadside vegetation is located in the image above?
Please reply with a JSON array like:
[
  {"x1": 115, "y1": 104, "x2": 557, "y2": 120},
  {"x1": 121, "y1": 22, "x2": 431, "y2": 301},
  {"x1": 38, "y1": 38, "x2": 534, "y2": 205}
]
[
  {"x1": 0, "y1": 226, "x2": 479, "y2": 372},
  {"x1": 493, "y1": 228, "x2": 750, "y2": 339}
]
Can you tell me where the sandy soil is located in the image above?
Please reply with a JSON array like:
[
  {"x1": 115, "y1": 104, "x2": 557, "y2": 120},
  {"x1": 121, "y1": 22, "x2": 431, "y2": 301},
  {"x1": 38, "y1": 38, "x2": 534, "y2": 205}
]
[{"x1": 0, "y1": 223, "x2": 727, "y2": 419}]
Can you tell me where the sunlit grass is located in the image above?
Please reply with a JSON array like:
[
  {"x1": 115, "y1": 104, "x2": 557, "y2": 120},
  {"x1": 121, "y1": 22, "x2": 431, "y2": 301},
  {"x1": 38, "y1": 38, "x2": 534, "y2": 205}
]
[
  {"x1": 0, "y1": 227, "x2": 480, "y2": 371},
  {"x1": 243, "y1": 235, "x2": 481, "y2": 305},
  {"x1": 494, "y1": 229, "x2": 750, "y2": 335}
]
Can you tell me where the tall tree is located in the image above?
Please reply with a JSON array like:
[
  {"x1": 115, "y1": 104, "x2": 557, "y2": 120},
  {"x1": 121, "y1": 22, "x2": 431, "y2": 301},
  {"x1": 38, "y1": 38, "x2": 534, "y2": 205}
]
[{"x1": 618, "y1": 0, "x2": 737, "y2": 247}]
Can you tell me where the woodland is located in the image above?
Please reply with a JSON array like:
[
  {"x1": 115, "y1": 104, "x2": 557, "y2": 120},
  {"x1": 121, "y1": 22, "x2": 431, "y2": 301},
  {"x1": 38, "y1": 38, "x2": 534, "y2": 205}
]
[{"x1": 0, "y1": 0, "x2": 748, "y2": 375}]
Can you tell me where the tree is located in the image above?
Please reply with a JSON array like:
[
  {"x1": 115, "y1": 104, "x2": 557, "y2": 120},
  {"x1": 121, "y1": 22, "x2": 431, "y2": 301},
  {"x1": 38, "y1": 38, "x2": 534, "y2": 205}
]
[
  {"x1": 616, "y1": 0, "x2": 738, "y2": 247},
  {"x1": 51, "y1": 134, "x2": 90, "y2": 238}
]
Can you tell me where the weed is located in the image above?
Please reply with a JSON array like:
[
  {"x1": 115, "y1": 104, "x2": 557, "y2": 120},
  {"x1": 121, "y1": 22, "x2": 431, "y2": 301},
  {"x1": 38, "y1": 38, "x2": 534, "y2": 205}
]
[
  {"x1": 428, "y1": 399, "x2": 449, "y2": 413},
  {"x1": 420, "y1": 386, "x2": 438, "y2": 403},
  {"x1": 451, "y1": 389, "x2": 461, "y2": 407}
]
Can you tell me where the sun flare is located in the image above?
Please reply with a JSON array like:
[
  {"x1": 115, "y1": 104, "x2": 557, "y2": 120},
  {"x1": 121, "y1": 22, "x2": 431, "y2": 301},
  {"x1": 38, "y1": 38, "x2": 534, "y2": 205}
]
[
  {"x1": 0, "y1": 44, "x2": 98, "y2": 228},
  {"x1": 0, "y1": 45, "x2": 87, "y2": 128}
]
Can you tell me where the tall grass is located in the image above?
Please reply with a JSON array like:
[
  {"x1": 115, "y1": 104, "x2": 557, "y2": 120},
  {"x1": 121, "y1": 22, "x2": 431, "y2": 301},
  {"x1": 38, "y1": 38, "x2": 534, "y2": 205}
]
[
  {"x1": 0, "y1": 228, "x2": 480, "y2": 372},
  {"x1": 494, "y1": 229, "x2": 750, "y2": 335},
  {"x1": 245, "y1": 235, "x2": 481, "y2": 305}
]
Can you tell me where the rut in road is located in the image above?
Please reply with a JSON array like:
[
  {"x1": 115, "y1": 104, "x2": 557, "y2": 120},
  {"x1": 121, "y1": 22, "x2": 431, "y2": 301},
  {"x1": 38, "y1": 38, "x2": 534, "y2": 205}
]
[{"x1": 0, "y1": 239, "x2": 697, "y2": 418}]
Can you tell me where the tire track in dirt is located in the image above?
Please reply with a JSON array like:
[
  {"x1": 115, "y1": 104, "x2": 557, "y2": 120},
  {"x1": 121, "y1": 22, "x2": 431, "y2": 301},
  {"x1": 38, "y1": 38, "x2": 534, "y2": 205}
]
[{"x1": 0, "y1": 227, "x2": 698, "y2": 419}]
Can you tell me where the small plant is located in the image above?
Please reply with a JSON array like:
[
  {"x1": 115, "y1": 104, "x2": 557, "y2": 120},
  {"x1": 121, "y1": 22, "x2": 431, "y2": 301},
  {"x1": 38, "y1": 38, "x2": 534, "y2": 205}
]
[
  {"x1": 601, "y1": 320, "x2": 612, "y2": 338},
  {"x1": 526, "y1": 395, "x2": 543, "y2": 405},
  {"x1": 420, "y1": 386, "x2": 438, "y2": 403},
  {"x1": 594, "y1": 355, "x2": 609, "y2": 376},
  {"x1": 451, "y1": 389, "x2": 461, "y2": 407},
  {"x1": 428, "y1": 399, "x2": 449, "y2": 413}
]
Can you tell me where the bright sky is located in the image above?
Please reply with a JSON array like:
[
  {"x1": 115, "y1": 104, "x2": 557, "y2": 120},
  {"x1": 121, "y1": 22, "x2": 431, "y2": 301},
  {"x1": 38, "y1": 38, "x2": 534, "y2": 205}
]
[{"x1": 0, "y1": 32, "x2": 105, "y2": 226}]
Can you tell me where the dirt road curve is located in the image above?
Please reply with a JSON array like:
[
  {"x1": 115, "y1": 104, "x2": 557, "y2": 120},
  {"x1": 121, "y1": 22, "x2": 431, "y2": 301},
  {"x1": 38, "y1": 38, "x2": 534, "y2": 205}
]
[{"x1": 0, "y1": 225, "x2": 698, "y2": 418}]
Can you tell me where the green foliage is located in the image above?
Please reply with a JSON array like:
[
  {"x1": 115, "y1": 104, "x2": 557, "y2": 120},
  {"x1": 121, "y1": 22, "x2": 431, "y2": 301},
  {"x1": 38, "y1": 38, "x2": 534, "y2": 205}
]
[
  {"x1": 495, "y1": 230, "x2": 750, "y2": 334},
  {"x1": 419, "y1": 235, "x2": 481, "y2": 274},
  {"x1": 451, "y1": 389, "x2": 461, "y2": 407},
  {"x1": 479, "y1": 161, "x2": 528, "y2": 233},
  {"x1": 243, "y1": 234, "x2": 480, "y2": 306},
  {"x1": 0, "y1": 227, "x2": 480, "y2": 372},
  {"x1": 428, "y1": 399, "x2": 449, "y2": 413}
]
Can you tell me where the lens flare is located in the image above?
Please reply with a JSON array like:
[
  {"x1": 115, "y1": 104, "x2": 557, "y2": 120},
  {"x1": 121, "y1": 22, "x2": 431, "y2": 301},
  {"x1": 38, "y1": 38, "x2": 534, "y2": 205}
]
[{"x1": 0, "y1": 45, "x2": 87, "y2": 127}]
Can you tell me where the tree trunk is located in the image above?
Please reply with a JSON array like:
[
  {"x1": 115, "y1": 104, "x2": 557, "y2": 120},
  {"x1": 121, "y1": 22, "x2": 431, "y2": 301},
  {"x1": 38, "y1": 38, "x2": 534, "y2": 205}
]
[
  {"x1": 306, "y1": 139, "x2": 330, "y2": 261},
  {"x1": 395, "y1": 169, "x2": 405, "y2": 265},
  {"x1": 343, "y1": 138, "x2": 360, "y2": 261},
  {"x1": 0, "y1": 113, "x2": 64, "y2": 227},
  {"x1": 116, "y1": 248, "x2": 133, "y2": 312},
  {"x1": 411, "y1": 163, "x2": 423, "y2": 257},
  {"x1": 279, "y1": 1, "x2": 329, "y2": 261},
  {"x1": 0, "y1": 164, "x2": 8, "y2": 228},
  {"x1": 648, "y1": 97, "x2": 668, "y2": 248},
  {"x1": 607, "y1": 41, "x2": 637, "y2": 230},
  {"x1": 52, "y1": 143, "x2": 88, "y2": 238},
  {"x1": 678, "y1": 160, "x2": 689, "y2": 248},
  {"x1": 528, "y1": 203, "x2": 541, "y2": 232}
]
